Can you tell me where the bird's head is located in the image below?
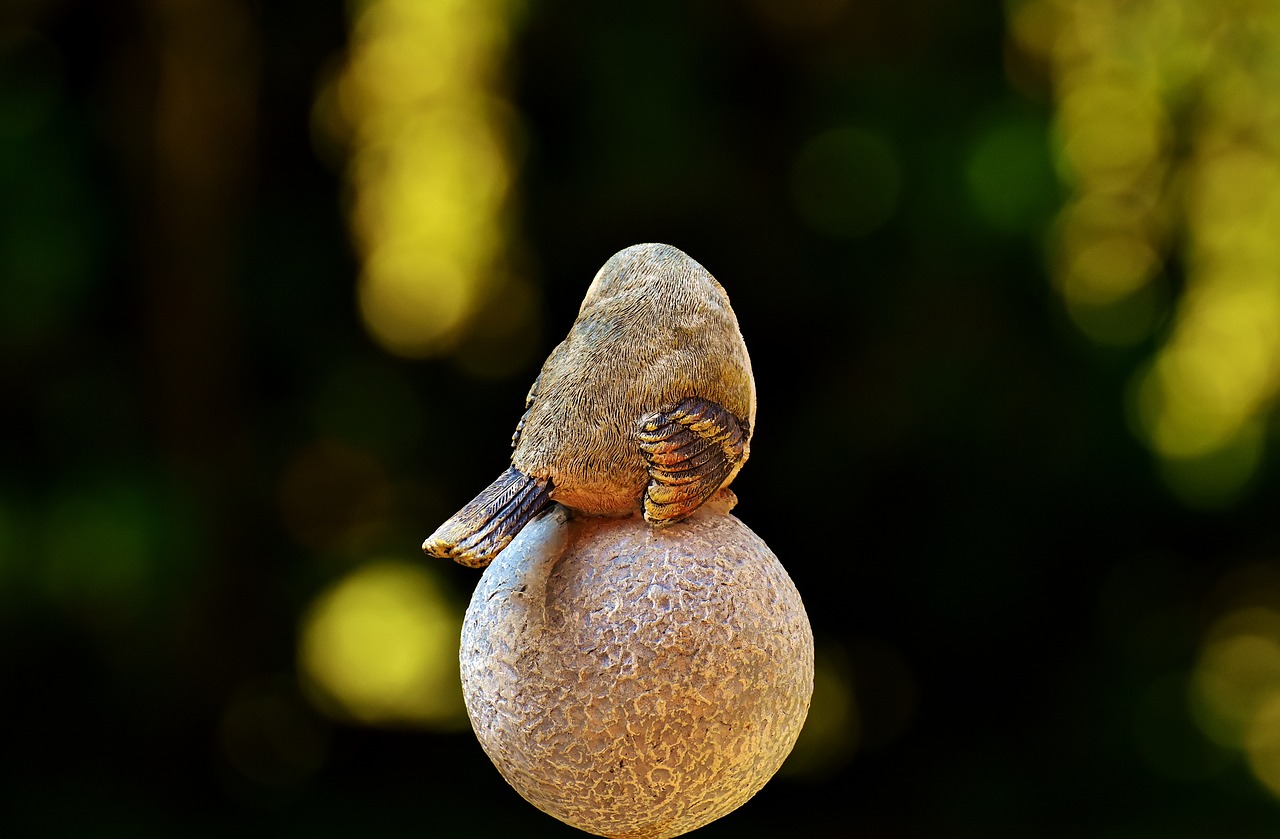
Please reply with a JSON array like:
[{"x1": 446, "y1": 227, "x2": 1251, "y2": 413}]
[{"x1": 579, "y1": 243, "x2": 728, "y2": 321}]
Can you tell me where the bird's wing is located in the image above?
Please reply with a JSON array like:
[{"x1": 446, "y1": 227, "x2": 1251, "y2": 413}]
[
  {"x1": 636, "y1": 396, "x2": 749, "y2": 525},
  {"x1": 510, "y1": 372, "x2": 541, "y2": 449}
]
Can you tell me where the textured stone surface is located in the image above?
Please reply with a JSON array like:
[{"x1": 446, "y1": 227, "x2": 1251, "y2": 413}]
[{"x1": 460, "y1": 505, "x2": 813, "y2": 839}]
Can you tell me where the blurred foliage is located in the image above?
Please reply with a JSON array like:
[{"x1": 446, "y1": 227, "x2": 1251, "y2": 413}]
[
  {"x1": 2, "y1": 0, "x2": 1280, "y2": 836},
  {"x1": 1014, "y1": 0, "x2": 1280, "y2": 509}
]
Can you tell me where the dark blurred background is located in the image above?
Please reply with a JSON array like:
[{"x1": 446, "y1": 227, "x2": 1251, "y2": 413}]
[{"x1": 5, "y1": 0, "x2": 1280, "y2": 835}]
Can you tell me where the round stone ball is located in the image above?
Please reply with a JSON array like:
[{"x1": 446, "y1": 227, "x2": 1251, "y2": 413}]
[{"x1": 459, "y1": 504, "x2": 813, "y2": 839}]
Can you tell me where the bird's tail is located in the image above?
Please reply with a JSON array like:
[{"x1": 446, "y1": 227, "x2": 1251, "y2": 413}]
[{"x1": 422, "y1": 466, "x2": 553, "y2": 568}]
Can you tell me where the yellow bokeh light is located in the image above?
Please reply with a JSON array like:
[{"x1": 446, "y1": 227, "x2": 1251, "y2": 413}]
[
  {"x1": 1246, "y1": 694, "x2": 1280, "y2": 797},
  {"x1": 327, "y1": 0, "x2": 532, "y2": 360},
  {"x1": 1060, "y1": 234, "x2": 1158, "y2": 305},
  {"x1": 1054, "y1": 192, "x2": 1162, "y2": 256},
  {"x1": 1192, "y1": 631, "x2": 1280, "y2": 747},
  {"x1": 1015, "y1": 0, "x2": 1280, "y2": 502},
  {"x1": 1188, "y1": 603, "x2": 1280, "y2": 798},
  {"x1": 1056, "y1": 81, "x2": 1167, "y2": 186},
  {"x1": 299, "y1": 559, "x2": 466, "y2": 729},
  {"x1": 1186, "y1": 148, "x2": 1280, "y2": 263},
  {"x1": 1190, "y1": 608, "x2": 1280, "y2": 746},
  {"x1": 1155, "y1": 422, "x2": 1264, "y2": 509},
  {"x1": 1138, "y1": 281, "x2": 1280, "y2": 461},
  {"x1": 357, "y1": 250, "x2": 473, "y2": 356},
  {"x1": 1064, "y1": 286, "x2": 1160, "y2": 347}
]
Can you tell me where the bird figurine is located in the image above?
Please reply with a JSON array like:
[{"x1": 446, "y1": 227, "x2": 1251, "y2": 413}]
[{"x1": 423, "y1": 243, "x2": 756, "y2": 568}]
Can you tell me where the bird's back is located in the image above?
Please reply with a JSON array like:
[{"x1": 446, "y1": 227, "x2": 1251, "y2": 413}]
[{"x1": 513, "y1": 244, "x2": 755, "y2": 515}]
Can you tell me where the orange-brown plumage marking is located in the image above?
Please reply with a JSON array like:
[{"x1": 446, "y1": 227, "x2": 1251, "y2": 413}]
[{"x1": 637, "y1": 396, "x2": 749, "y2": 526}]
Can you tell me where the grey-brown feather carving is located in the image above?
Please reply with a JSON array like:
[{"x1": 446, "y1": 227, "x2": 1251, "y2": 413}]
[
  {"x1": 422, "y1": 243, "x2": 755, "y2": 568},
  {"x1": 422, "y1": 466, "x2": 552, "y2": 568}
]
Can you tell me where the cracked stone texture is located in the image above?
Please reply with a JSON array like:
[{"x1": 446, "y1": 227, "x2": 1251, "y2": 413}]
[{"x1": 460, "y1": 505, "x2": 813, "y2": 839}]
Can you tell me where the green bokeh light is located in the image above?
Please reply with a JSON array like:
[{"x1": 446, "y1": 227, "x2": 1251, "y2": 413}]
[
  {"x1": 791, "y1": 126, "x2": 901, "y2": 238},
  {"x1": 966, "y1": 113, "x2": 1057, "y2": 233}
]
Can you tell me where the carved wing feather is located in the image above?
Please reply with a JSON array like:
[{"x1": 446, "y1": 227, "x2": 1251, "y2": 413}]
[
  {"x1": 422, "y1": 466, "x2": 553, "y2": 568},
  {"x1": 511, "y1": 373, "x2": 542, "y2": 449},
  {"x1": 636, "y1": 396, "x2": 748, "y2": 525}
]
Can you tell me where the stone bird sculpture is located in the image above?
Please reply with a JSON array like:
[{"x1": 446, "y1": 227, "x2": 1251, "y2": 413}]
[{"x1": 423, "y1": 243, "x2": 756, "y2": 568}]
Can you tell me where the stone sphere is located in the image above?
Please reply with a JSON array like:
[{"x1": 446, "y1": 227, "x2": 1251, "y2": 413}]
[{"x1": 459, "y1": 505, "x2": 813, "y2": 839}]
